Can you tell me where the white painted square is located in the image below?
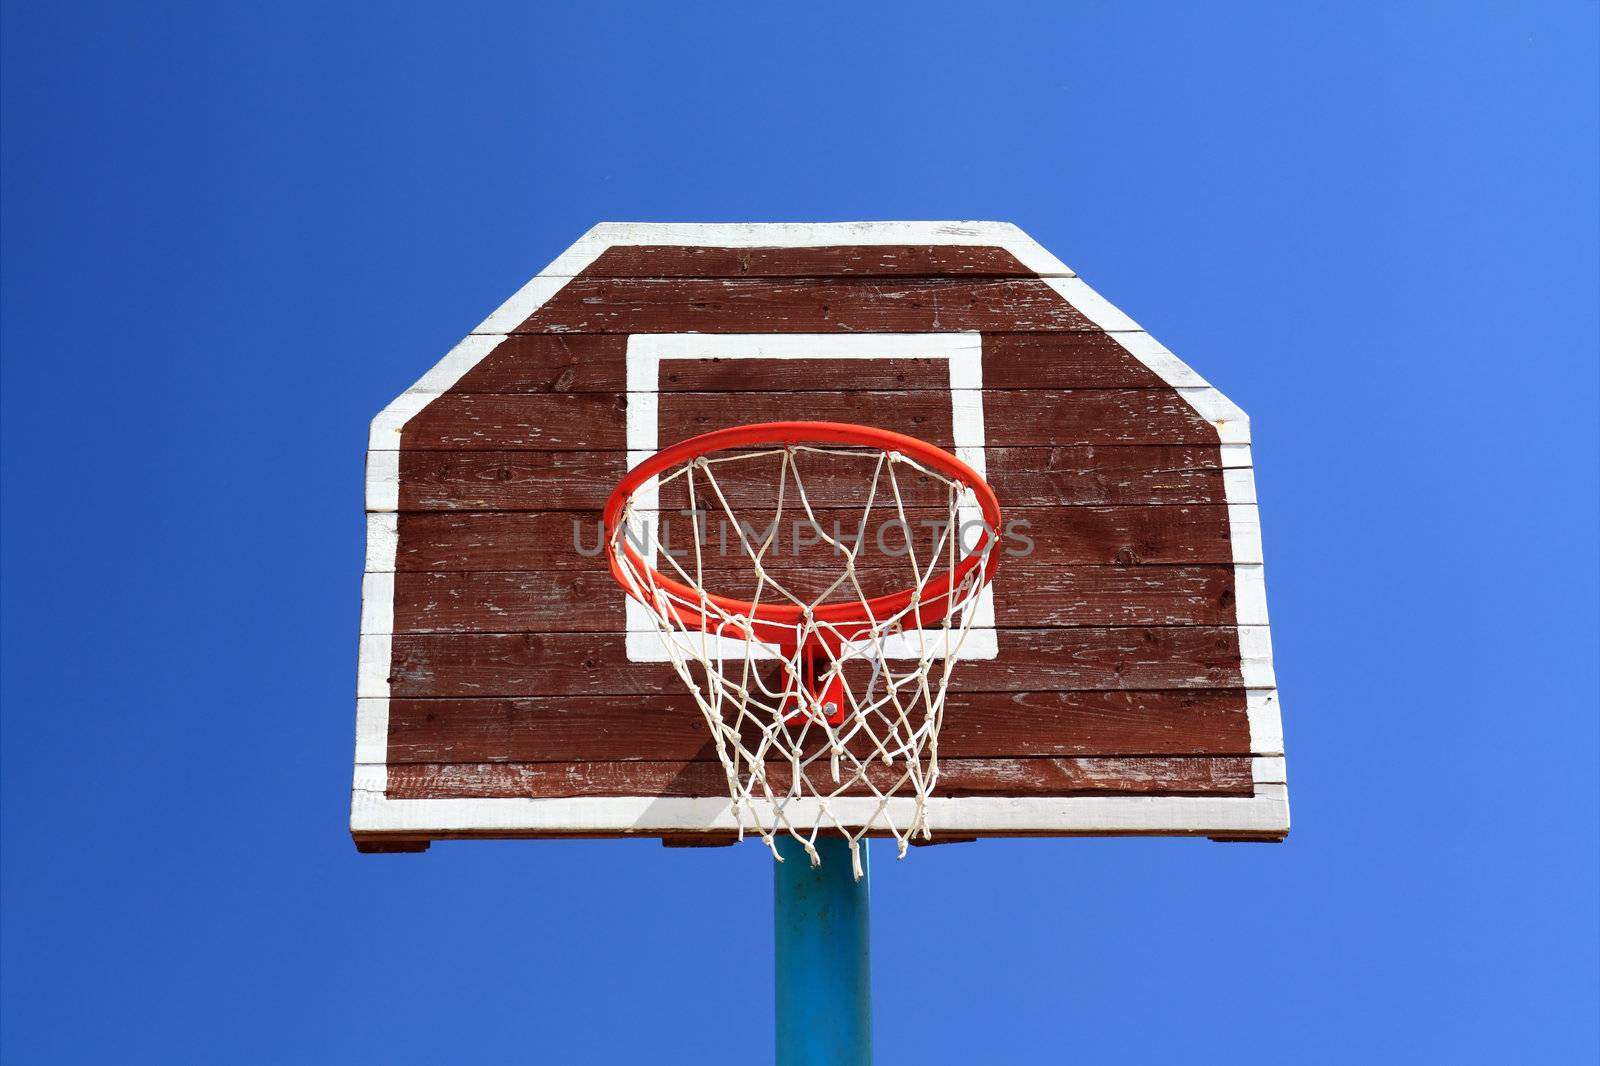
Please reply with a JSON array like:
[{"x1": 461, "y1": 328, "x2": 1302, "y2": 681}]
[{"x1": 623, "y1": 333, "x2": 999, "y2": 662}]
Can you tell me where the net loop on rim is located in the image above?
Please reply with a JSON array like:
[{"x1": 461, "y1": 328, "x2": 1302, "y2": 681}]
[{"x1": 603, "y1": 422, "x2": 1001, "y2": 876}]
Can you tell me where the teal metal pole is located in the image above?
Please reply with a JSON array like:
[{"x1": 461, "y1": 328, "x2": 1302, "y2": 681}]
[{"x1": 773, "y1": 837, "x2": 872, "y2": 1066}]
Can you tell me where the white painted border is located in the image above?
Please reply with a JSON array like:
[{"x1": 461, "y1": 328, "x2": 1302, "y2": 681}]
[
  {"x1": 351, "y1": 775, "x2": 1290, "y2": 838},
  {"x1": 623, "y1": 332, "x2": 997, "y2": 662},
  {"x1": 354, "y1": 221, "x2": 1286, "y2": 841}
]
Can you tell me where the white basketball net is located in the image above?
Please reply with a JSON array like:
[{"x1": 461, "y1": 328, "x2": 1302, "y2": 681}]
[{"x1": 610, "y1": 443, "x2": 995, "y2": 878}]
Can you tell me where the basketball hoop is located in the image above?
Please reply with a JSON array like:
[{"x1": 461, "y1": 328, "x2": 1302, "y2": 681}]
[{"x1": 603, "y1": 421, "x2": 1002, "y2": 876}]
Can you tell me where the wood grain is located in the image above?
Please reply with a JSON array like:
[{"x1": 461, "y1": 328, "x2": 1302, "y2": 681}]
[
  {"x1": 425, "y1": 333, "x2": 1169, "y2": 396},
  {"x1": 395, "y1": 450, "x2": 629, "y2": 512},
  {"x1": 387, "y1": 505, "x2": 1237, "y2": 572},
  {"x1": 388, "y1": 566, "x2": 1241, "y2": 633},
  {"x1": 447, "y1": 334, "x2": 628, "y2": 394},
  {"x1": 655, "y1": 335, "x2": 1168, "y2": 391},
  {"x1": 384, "y1": 688, "x2": 1252, "y2": 764},
  {"x1": 399, "y1": 392, "x2": 627, "y2": 450},
  {"x1": 984, "y1": 446, "x2": 1229, "y2": 506},
  {"x1": 384, "y1": 756, "x2": 1254, "y2": 800},
  {"x1": 660, "y1": 356, "x2": 950, "y2": 392},
  {"x1": 515, "y1": 278, "x2": 1097, "y2": 334},
  {"x1": 584, "y1": 244, "x2": 1036, "y2": 278},
  {"x1": 385, "y1": 626, "x2": 1247, "y2": 699},
  {"x1": 389, "y1": 445, "x2": 1230, "y2": 512},
  {"x1": 400, "y1": 389, "x2": 1218, "y2": 450},
  {"x1": 977, "y1": 333, "x2": 1168, "y2": 389},
  {"x1": 357, "y1": 228, "x2": 1283, "y2": 835}
]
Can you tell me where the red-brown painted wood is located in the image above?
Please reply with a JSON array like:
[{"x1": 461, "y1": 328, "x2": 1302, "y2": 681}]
[
  {"x1": 369, "y1": 241, "x2": 1259, "y2": 823},
  {"x1": 393, "y1": 445, "x2": 1228, "y2": 512},
  {"x1": 385, "y1": 626, "x2": 1246, "y2": 699},
  {"x1": 384, "y1": 756, "x2": 1254, "y2": 800},
  {"x1": 977, "y1": 333, "x2": 1170, "y2": 389},
  {"x1": 515, "y1": 278, "x2": 1097, "y2": 334},
  {"x1": 399, "y1": 389, "x2": 1217, "y2": 450},
  {"x1": 983, "y1": 445, "x2": 1229, "y2": 506},
  {"x1": 584, "y1": 244, "x2": 1037, "y2": 278},
  {"x1": 399, "y1": 392, "x2": 628, "y2": 450},
  {"x1": 660, "y1": 357, "x2": 950, "y2": 392},
  {"x1": 384, "y1": 688, "x2": 1252, "y2": 764},
  {"x1": 390, "y1": 505, "x2": 1236, "y2": 572},
  {"x1": 396, "y1": 450, "x2": 630, "y2": 512},
  {"x1": 446, "y1": 334, "x2": 629, "y2": 394},
  {"x1": 429, "y1": 333, "x2": 1170, "y2": 396},
  {"x1": 653, "y1": 336, "x2": 1169, "y2": 391},
  {"x1": 390, "y1": 566, "x2": 1241, "y2": 633}
]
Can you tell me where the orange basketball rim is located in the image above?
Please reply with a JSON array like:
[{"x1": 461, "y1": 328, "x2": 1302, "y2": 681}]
[{"x1": 601, "y1": 421, "x2": 1003, "y2": 656}]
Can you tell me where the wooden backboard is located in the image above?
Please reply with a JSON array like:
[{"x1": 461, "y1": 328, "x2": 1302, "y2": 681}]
[{"x1": 352, "y1": 222, "x2": 1287, "y2": 853}]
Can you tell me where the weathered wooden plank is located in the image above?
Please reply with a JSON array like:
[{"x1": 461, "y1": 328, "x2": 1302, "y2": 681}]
[
  {"x1": 385, "y1": 565, "x2": 1241, "y2": 634},
  {"x1": 383, "y1": 756, "x2": 1255, "y2": 800},
  {"x1": 384, "y1": 445, "x2": 1231, "y2": 512},
  {"x1": 987, "y1": 565, "x2": 1241, "y2": 626},
  {"x1": 515, "y1": 278, "x2": 1097, "y2": 334},
  {"x1": 385, "y1": 505, "x2": 1238, "y2": 572},
  {"x1": 954, "y1": 626, "x2": 1249, "y2": 691},
  {"x1": 414, "y1": 334, "x2": 1171, "y2": 396},
  {"x1": 584, "y1": 244, "x2": 1037, "y2": 278},
  {"x1": 385, "y1": 626, "x2": 1252, "y2": 699},
  {"x1": 659, "y1": 356, "x2": 951, "y2": 392},
  {"x1": 1013, "y1": 502, "x2": 1237, "y2": 564},
  {"x1": 655, "y1": 389, "x2": 1216, "y2": 448},
  {"x1": 399, "y1": 392, "x2": 627, "y2": 450},
  {"x1": 399, "y1": 390, "x2": 1218, "y2": 450},
  {"x1": 398, "y1": 390, "x2": 959, "y2": 450},
  {"x1": 394, "y1": 450, "x2": 629, "y2": 512},
  {"x1": 652, "y1": 335, "x2": 1167, "y2": 390},
  {"x1": 978, "y1": 390, "x2": 1218, "y2": 445},
  {"x1": 390, "y1": 570, "x2": 624, "y2": 633},
  {"x1": 447, "y1": 334, "x2": 628, "y2": 394},
  {"x1": 382, "y1": 688, "x2": 1252, "y2": 764},
  {"x1": 983, "y1": 446, "x2": 1229, "y2": 506},
  {"x1": 656, "y1": 390, "x2": 965, "y2": 447},
  {"x1": 978, "y1": 333, "x2": 1168, "y2": 389}
]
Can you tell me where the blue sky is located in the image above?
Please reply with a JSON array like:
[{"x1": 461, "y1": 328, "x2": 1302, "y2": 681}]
[{"x1": 2, "y1": 3, "x2": 1596, "y2": 1063}]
